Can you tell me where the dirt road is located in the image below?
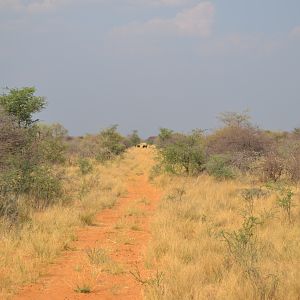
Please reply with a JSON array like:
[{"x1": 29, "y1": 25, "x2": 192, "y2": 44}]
[{"x1": 14, "y1": 149, "x2": 161, "y2": 300}]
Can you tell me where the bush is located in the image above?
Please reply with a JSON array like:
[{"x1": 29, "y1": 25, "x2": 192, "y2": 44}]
[
  {"x1": 159, "y1": 133, "x2": 206, "y2": 175},
  {"x1": 207, "y1": 114, "x2": 271, "y2": 174},
  {"x1": 65, "y1": 126, "x2": 127, "y2": 162},
  {"x1": 125, "y1": 130, "x2": 141, "y2": 147},
  {"x1": 261, "y1": 152, "x2": 284, "y2": 182},
  {"x1": 0, "y1": 164, "x2": 62, "y2": 210},
  {"x1": 205, "y1": 155, "x2": 235, "y2": 180},
  {"x1": 95, "y1": 125, "x2": 126, "y2": 162},
  {"x1": 0, "y1": 108, "x2": 27, "y2": 170},
  {"x1": 278, "y1": 140, "x2": 300, "y2": 182},
  {"x1": 26, "y1": 166, "x2": 62, "y2": 209},
  {"x1": 157, "y1": 128, "x2": 174, "y2": 148},
  {"x1": 37, "y1": 123, "x2": 67, "y2": 164},
  {"x1": 207, "y1": 126, "x2": 269, "y2": 156},
  {"x1": 78, "y1": 158, "x2": 93, "y2": 175}
]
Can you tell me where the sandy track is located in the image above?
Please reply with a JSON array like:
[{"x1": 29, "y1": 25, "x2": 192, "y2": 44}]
[{"x1": 14, "y1": 150, "x2": 161, "y2": 300}]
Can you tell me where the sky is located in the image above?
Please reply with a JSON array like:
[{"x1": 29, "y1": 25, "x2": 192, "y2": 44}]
[{"x1": 1, "y1": 0, "x2": 300, "y2": 137}]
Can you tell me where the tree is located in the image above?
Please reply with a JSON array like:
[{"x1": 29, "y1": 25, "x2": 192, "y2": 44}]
[
  {"x1": 127, "y1": 130, "x2": 141, "y2": 147},
  {"x1": 0, "y1": 87, "x2": 47, "y2": 128},
  {"x1": 159, "y1": 128, "x2": 173, "y2": 141},
  {"x1": 218, "y1": 110, "x2": 251, "y2": 128},
  {"x1": 157, "y1": 128, "x2": 174, "y2": 147},
  {"x1": 96, "y1": 125, "x2": 126, "y2": 162},
  {"x1": 159, "y1": 133, "x2": 206, "y2": 175}
]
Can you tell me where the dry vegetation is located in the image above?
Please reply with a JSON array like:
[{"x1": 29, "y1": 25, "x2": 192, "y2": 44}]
[
  {"x1": 145, "y1": 174, "x2": 300, "y2": 300},
  {"x1": 0, "y1": 157, "x2": 130, "y2": 299}
]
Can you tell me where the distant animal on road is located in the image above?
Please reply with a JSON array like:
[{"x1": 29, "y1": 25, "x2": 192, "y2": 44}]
[{"x1": 136, "y1": 143, "x2": 148, "y2": 148}]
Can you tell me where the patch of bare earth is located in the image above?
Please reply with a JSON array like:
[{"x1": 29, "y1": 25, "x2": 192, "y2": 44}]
[{"x1": 14, "y1": 150, "x2": 161, "y2": 300}]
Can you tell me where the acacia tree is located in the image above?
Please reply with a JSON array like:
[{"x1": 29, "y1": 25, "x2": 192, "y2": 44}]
[
  {"x1": 127, "y1": 130, "x2": 141, "y2": 147},
  {"x1": 218, "y1": 110, "x2": 251, "y2": 128},
  {"x1": 0, "y1": 87, "x2": 47, "y2": 128},
  {"x1": 159, "y1": 132, "x2": 206, "y2": 175},
  {"x1": 95, "y1": 125, "x2": 126, "y2": 162}
]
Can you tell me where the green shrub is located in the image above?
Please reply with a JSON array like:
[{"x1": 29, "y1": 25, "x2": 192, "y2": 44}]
[
  {"x1": 36, "y1": 123, "x2": 67, "y2": 164},
  {"x1": 78, "y1": 158, "x2": 93, "y2": 175},
  {"x1": 96, "y1": 125, "x2": 126, "y2": 162},
  {"x1": 277, "y1": 188, "x2": 294, "y2": 223},
  {"x1": 159, "y1": 133, "x2": 205, "y2": 175},
  {"x1": 205, "y1": 155, "x2": 235, "y2": 180},
  {"x1": 0, "y1": 87, "x2": 46, "y2": 128},
  {"x1": 125, "y1": 130, "x2": 141, "y2": 147},
  {"x1": 27, "y1": 166, "x2": 62, "y2": 209},
  {"x1": 266, "y1": 183, "x2": 295, "y2": 223}
]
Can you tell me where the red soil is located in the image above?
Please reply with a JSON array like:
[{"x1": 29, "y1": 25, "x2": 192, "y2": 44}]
[{"x1": 14, "y1": 152, "x2": 161, "y2": 300}]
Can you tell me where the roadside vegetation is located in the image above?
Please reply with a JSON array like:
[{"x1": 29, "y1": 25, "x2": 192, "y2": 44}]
[
  {"x1": 144, "y1": 111, "x2": 300, "y2": 300},
  {"x1": 0, "y1": 87, "x2": 139, "y2": 299}
]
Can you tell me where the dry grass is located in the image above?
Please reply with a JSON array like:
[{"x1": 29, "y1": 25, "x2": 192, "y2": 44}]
[
  {"x1": 146, "y1": 174, "x2": 300, "y2": 300},
  {"x1": 0, "y1": 151, "x2": 137, "y2": 299}
]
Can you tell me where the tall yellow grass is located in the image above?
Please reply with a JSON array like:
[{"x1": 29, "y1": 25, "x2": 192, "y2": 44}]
[{"x1": 146, "y1": 174, "x2": 300, "y2": 300}]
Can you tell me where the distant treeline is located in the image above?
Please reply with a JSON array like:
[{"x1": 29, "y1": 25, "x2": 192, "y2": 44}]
[{"x1": 149, "y1": 111, "x2": 300, "y2": 182}]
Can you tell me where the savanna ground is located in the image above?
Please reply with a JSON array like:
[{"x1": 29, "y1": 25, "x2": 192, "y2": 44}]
[
  {"x1": 1, "y1": 147, "x2": 300, "y2": 300},
  {"x1": 0, "y1": 148, "x2": 159, "y2": 299}
]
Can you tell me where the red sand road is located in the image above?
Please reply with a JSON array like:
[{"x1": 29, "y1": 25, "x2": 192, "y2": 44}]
[{"x1": 14, "y1": 154, "x2": 161, "y2": 300}]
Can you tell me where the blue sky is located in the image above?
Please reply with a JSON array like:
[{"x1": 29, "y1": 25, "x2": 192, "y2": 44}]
[{"x1": 1, "y1": 0, "x2": 300, "y2": 137}]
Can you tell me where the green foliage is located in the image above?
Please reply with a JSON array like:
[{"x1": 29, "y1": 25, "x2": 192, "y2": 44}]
[
  {"x1": 0, "y1": 108, "x2": 26, "y2": 167},
  {"x1": 74, "y1": 285, "x2": 91, "y2": 294},
  {"x1": 37, "y1": 123, "x2": 67, "y2": 164},
  {"x1": 126, "y1": 130, "x2": 141, "y2": 147},
  {"x1": 267, "y1": 183, "x2": 295, "y2": 223},
  {"x1": 0, "y1": 87, "x2": 46, "y2": 128},
  {"x1": 158, "y1": 128, "x2": 174, "y2": 147},
  {"x1": 159, "y1": 133, "x2": 206, "y2": 175},
  {"x1": 0, "y1": 166, "x2": 23, "y2": 195},
  {"x1": 0, "y1": 104, "x2": 63, "y2": 220},
  {"x1": 221, "y1": 216, "x2": 278, "y2": 299},
  {"x1": 78, "y1": 158, "x2": 93, "y2": 175},
  {"x1": 0, "y1": 165, "x2": 61, "y2": 219},
  {"x1": 277, "y1": 189, "x2": 294, "y2": 223},
  {"x1": 78, "y1": 162, "x2": 92, "y2": 178},
  {"x1": 221, "y1": 216, "x2": 260, "y2": 267},
  {"x1": 205, "y1": 155, "x2": 235, "y2": 180},
  {"x1": 26, "y1": 166, "x2": 62, "y2": 209},
  {"x1": 96, "y1": 125, "x2": 126, "y2": 162}
]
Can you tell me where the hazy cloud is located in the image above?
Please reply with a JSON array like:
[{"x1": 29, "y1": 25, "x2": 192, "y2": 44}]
[
  {"x1": 0, "y1": 0, "x2": 72, "y2": 13},
  {"x1": 111, "y1": 1, "x2": 215, "y2": 38},
  {"x1": 135, "y1": 0, "x2": 192, "y2": 5},
  {"x1": 0, "y1": 0, "x2": 194, "y2": 13},
  {"x1": 290, "y1": 26, "x2": 300, "y2": 39},
  {"x1": 198, "y1": 33, "x2": 285, "y2": 56},
  {"x1": 0, "y1": 0, "x2": 23, "y2": 10}
]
